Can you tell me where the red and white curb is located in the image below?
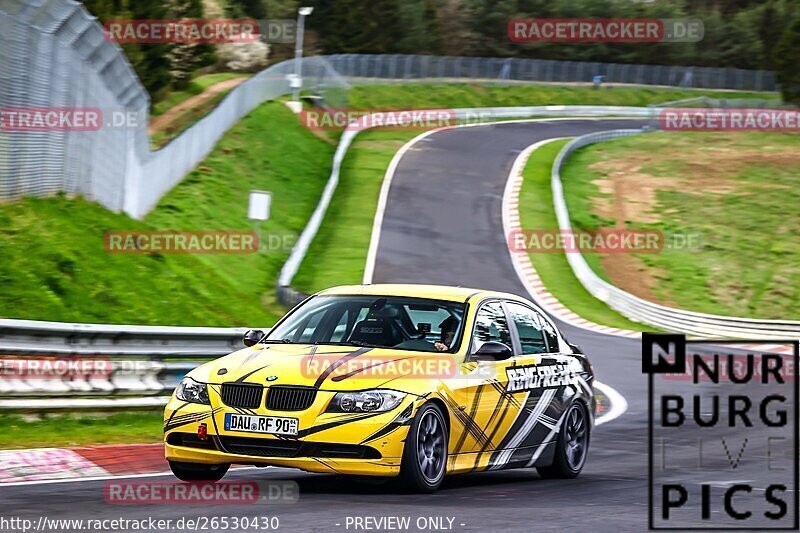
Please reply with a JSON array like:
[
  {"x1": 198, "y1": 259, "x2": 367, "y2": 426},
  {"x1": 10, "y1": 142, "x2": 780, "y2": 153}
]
[
  {"x1": 728, "y1": 342, "x2": 796, "y2": 354},
  {"x1": 502, "y1": 139, "x2": 641, "y2": 339},
  {"x1": 0, "y1": 443, "x2": 169, "y2": 485},
  {"x1": 503, "y1": 139, "x2": 796, "y2": 355}
]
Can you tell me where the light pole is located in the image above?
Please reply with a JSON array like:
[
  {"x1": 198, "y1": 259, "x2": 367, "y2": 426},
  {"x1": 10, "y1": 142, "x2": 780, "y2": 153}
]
[{"x1": 292, "y1": 6, "x2": 314, "y2": 106}]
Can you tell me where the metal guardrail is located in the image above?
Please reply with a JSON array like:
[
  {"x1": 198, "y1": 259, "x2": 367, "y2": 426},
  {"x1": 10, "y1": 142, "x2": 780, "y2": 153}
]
[
  {"x1": 3, "y1": 108, "x2": 798, "y2": 409},
  {"x1": 0, "y1": 318, "x2": 249, "y2": 357},
  {"x1": 0, "y1": 319, "x2": 257, "y2": 409},
  {"x1": 0, "y1": 0, "x2": 349, "y2": 219},
  {"x1": 551, "y1": 130, "x2": 800, "y2": 340}
]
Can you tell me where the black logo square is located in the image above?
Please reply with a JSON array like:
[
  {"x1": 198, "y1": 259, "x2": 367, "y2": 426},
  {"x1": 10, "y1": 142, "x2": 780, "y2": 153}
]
[{"x1": 642, "y1": 333, "x2": 686, "y2": 374}]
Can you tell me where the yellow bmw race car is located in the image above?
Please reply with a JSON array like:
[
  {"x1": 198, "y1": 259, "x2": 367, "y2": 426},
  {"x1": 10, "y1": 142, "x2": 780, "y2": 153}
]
[{"x1": 164, "y1": 284, "x2": 595, "y2": 492}]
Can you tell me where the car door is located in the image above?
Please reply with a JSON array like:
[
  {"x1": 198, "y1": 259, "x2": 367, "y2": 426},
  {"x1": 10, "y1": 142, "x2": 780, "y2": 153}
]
[
  {"x1": 493, "y1": 302, "x2": 584, "y2": 469},
  {"x1": 454, "y1": 299, "x2": 526, "y2": 468}
]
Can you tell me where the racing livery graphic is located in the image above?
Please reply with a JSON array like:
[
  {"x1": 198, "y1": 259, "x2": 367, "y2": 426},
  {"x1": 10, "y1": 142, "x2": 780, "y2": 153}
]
[
  {"x1": 506, "y1": 361, "x2": 581, "y2": 392},
  {"x1": 164, "y1": 284, "x2": 595, "y2": 491}
]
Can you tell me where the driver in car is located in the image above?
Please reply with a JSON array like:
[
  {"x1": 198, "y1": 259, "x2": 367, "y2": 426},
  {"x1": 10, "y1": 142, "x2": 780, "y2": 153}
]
[{"x1": 434, "y1": 316, "x2": 458, "y2": 352}]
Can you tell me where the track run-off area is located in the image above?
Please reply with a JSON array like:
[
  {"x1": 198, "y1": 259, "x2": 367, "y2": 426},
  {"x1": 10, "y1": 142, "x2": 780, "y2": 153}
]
[{"x1": 1, "y1": 119, "x2": 782, "y2": 532}]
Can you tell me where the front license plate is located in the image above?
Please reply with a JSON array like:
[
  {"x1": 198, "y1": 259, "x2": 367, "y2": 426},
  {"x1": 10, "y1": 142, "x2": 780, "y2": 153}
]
[{"x1": 224, "y1": 413, "x2": 298, "y2": 436}]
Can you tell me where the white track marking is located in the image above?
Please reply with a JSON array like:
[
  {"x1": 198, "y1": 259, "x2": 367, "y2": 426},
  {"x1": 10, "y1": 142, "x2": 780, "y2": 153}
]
[
  {"x1": 594, "y1": 380, "x2": 628, "y2": 426},
  {"x1": 362, "y1": 117, "x2": 641, "y2": 284},
  {"x1": 362, "y1": 120, "x2": 633, "y2": 428},
  {"x1": 502, "y1": 139, "x2": 641, "y2": 338},
  {"x1": 363, "y1": 128, "x2": 441, "y2": 284},
  {"x1": 0, "y1": 466, "x2": 264, "y2": 488}
]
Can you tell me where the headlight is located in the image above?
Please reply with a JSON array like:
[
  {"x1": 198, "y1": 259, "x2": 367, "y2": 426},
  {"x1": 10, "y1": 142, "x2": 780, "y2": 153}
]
[
  {"x1": 175, "y1": 377, "x2": 209, "y2": 404},
  {"x1": 326, "y1": 390, "x2": 406, "y2": 413}
]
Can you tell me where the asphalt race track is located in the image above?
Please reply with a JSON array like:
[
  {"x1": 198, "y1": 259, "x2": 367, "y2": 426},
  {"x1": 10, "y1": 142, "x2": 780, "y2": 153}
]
[{"x1": 0, "y1": 120, "x2": 792, "y2": 532}]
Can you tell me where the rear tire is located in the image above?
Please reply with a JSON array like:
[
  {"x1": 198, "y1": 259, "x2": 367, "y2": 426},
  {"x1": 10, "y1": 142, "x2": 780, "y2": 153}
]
[
  {"x1": 399, "y1": 403, "x2": 448, "y2": 493},
  {"x1": 169, "y1": 460, "x2": 229, "y2": 482},
  {"x1": 537, "y1": 401, "x2": 590, "y2": 479}
]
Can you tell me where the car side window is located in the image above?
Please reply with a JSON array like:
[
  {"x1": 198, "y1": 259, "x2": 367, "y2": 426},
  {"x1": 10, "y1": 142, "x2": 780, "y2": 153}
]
[
  {"x1": 471, "y1": 301, "x2": 512, "y2": 353},
  {"x1": 506, "y1": 302, "x2": 548, "y2": 355},
  {"x1": 536, "y1": 311, "x2": 560, "y2": 353}
]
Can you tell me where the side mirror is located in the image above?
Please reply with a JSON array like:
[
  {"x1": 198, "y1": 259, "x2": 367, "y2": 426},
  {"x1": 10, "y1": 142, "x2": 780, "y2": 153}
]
[
  {"x1": 472, "y1": 341, "x2": 513, "y2": 361},
  {"x1": 243, "y1": 329, "x2": 265, "y2": 347},
  {"x1": 568, "y1": 342, "x2": 583, "y2": 354}
]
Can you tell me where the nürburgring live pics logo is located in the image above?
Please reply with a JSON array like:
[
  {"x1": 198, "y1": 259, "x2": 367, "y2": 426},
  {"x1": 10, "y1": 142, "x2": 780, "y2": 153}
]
[{"x1": 643, "y1": 333, "x2": 799, "y2": 530}]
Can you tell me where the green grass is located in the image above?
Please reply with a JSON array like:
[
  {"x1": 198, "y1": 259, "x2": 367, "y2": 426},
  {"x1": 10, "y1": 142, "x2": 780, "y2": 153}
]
[
  {"x1": 151, "y1": 74, "x2": 252, "y2": 149},
  {"x1": 0, "y1": 83, "x2": 784, "y2": 326},
  {"x1": 346, "y1": 83, "x2": 778, "y2": 109},
  {"x1": 293, "y1": 129, "x2": 421, "y2": 292},
  {"x1": 561, "y1": 131, "x2": 800, "y2": 319},
  {"x1": 292, "y1": 84, "x2": 780, "y2": 292},
  {"x1": 151, "y1": 73, "x2": 248, "y2": 117},
  {"x1": 517, "y1": 140, "x2": 650, "y2": 331},
  {"x1": 0, "y1": 412, "x2": 163, "y2": 449},
  {"x1": 0, "y1": 102, "x2": 333, "y2": 325},
  {"x1": 292, "y1": 118, "x2": 530, "y2": 293},
  {"x1": 151, "y1": 92, "x2": 230, "y2": 149}
]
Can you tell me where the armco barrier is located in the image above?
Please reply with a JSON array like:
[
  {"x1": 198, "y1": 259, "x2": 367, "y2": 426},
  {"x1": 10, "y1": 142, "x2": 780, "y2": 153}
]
[
  {"x1": 0, "y1": 319, "x2": 261, "y2": 409},
  {"x1": 551, "y1": 130, "x2": 800, "y2": 339},
  {"x1": 0, "y1": 318, "x2": 249, "y2": 357}
]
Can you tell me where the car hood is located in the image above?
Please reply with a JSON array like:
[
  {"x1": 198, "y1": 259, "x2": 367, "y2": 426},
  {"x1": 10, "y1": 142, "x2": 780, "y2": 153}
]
[{"x1": 187, "y1": 343, "x2": 459, "y2": 393}]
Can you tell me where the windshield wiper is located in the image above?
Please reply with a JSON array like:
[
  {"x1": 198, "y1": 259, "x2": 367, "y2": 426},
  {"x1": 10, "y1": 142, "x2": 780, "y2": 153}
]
[
  {"x1": 261, "y1": 338, "x2": 292, "y2": 344},
  {"x1": 313, "y1": 340, "x2": 376, "y2": 347}
]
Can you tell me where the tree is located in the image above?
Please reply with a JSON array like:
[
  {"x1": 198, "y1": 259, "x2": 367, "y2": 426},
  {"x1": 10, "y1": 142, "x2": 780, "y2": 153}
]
[
  {"x1": 397, "y1": 0, "x2": 440, "y2": 55},
  {"x1": 758, "y1": 1, "x2": 785, "y2": 71},
  {"x1": 167, "y1": 0, "x2": 215, "y2": 90},
  {"x1": 309, "y1": 0, "x2": 402, "y2": 54},
  {"x1": 774, "y1": 15, "x2": 800, "y2": 103},
  {"x1": 435, "y1": 0, "x2": 476, "y2": 56},
  {"x1": 130, "y1": 0, "x2": 174, "y2": 101}
]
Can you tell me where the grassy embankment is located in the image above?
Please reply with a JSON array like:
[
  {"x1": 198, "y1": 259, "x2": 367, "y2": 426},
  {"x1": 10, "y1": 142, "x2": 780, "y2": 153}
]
[
  {"x1": 0, "y1": 102, "x2": 333, "y2": 326},
  {"x1": 0, "y1": 84, "x2": 781, "y2": 447},
  {"x1": 293, "y1": 83, "x2": 779, "y2": 293},
  {"x1": 560, "y1": 131, "x2": 800, "y2": 319}
]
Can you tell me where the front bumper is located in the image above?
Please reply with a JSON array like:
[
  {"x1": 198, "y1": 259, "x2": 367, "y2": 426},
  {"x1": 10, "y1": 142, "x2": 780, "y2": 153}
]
[{"x1": 163, "y1": 391, "x2": 415, "y2": 477}]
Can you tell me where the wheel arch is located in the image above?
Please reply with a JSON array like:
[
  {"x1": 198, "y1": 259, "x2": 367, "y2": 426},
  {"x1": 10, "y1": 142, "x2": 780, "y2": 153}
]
[{"x1": 422, "y1": 397, "x2": 451, "y2": 436}]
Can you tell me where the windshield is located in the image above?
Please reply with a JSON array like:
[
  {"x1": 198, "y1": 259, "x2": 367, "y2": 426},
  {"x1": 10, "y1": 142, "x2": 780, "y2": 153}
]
[{"x1": 266, "y1": 295, "x2": 467, "y2": 353}]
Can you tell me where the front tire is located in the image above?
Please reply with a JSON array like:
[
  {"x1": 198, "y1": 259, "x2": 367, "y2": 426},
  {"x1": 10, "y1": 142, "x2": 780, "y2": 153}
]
[
  {"x1": 400, "y1": 403, "x2": 448, "y2": 492},
  {"x1": 169, "y1": 460, "x2": 229, "y2": 482},
  {"x1": 537, "y1": 401, "x2": 590, "y2": 479}
]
